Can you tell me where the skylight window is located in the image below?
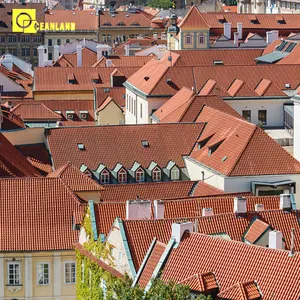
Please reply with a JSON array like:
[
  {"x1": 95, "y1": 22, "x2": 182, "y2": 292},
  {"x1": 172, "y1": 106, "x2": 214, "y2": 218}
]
[
  {"x1": 285, "y1": 83, "x2": 291, "y2": 88},
  {"x1": 77, "y1": 143, "x2": 85, "y2": 150},
  {"x1": 284, "y1": 42, "x2": 297, "y2": 53},
  {"x1": 276, "y1": 41, "x2": 288, "y2": 51},
  {"x1": 141, "y1": 140, "x2": 149, "y2": 147},
  {"x1": 213, "y1": 60, "x2": 223, "y2": 66}
]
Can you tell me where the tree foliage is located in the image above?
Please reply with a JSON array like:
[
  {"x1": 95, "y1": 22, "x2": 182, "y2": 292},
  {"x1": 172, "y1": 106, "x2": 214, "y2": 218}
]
[{"x1": 147, "y1": 0, "x2": 173, "y2": 9}]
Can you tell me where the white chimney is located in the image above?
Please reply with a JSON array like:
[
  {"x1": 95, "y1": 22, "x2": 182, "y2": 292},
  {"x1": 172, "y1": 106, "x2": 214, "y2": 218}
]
[
  {"x1": 202, "y1": 208, "x2": 214, "y2": 217},
  {"x1": 106, "y1": 59, "x2": 112, "y2": 67},
  {"x1": 280, "y1": 194, "x2": 291, "y2": 211},
  {"x1": 224, "y1": 22, "x2": 231, "y2": 39},
  {"x1": 53, "y1": 45, "x2": 59, "y2": 62},
  {"x1": 237, "y1": 22, "x2": 243, "y2": 39},
  {"x1": 255, "y1": 204, "x2": 264, "y2": 212},
  {"x1": 154, "y1": 200, "x2": 164, "y2": 219},
  {"x1": 126, "y1": 200, "x2": 151, "y2": 220},
  {"x1": 153, "y1": 33, "x2": 158, "y2": 40},
  {"x1": 96, "y1": 44, "x2": 103, "y2": 60},
  {"x1": 293, "y1": 94, "x2": 300, "y2": 161},
  {"x1": 272, "y1": 30, "x2": 279, "y2": 41},
  {"x1": 171, "y1": 222, "x2": 193, "y2": 243},
  {"x1": 124, "y1": 44, "x2": 130, "y2": 56},
  {"x1": 234, "y1": 197, "x2": 247, "y2": 214},
  {"x1": 234, "y1": 32, "x2": 239, "y2": 47},
  {"x1": 266, "y1": 31, "x2": 274, "y2": 44},
  {"x1": 269, "y1": 230, "x2": 284, "y2": 250},
  {"x1": 38, "y1": 45, "x2": 45, "y2": 67},
  {"x1": 77, "y1": 44, "x2": 82, "y2": 67}
]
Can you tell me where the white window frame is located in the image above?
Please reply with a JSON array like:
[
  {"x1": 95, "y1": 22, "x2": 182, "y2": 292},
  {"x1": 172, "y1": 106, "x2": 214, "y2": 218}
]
[
  {"x1": 64, "y1": 261, "x2": 76, "y2": 284},
  {"x1": 136, "y1": 168, "x2": 145, "y2": 182},
  {"x1": 152, "y1": 167, "x2": 161, "y2": 181},
  {"x1": 37, "y1": 262, "x2": 50, "y2": 285},
  {"x1": 7, "y1": 262, "x2": 21, "y2": 286},
  {"x1": 118, "y1": 169, "x2": 127, "y2": 183},
  {"x1": 171, "y1": 167, "x2": 180, "y2": 180},
  {"x1": 100, "y1": 169, "x2": 110, "y2": 184}
]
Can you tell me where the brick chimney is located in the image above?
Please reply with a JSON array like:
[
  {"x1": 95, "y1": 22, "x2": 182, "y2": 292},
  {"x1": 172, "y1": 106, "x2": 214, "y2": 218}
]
[
  {"x1": 154, "y1": 200, "x2": 164, "y2": 219},
  {"x1": 77, "y1": 44, "x2": 83, "y2": 67},
  {"x1": 202, "y1": 208, "x2": 214, "y2": 217},
  {"x1": 269, "y1": 230, "x2": 284, "y2": 250},
  {"x1": 171, "y1": 222, "x2": 193, "y2": 243},
  {"x1": 280, "y1": 194, "x2": 291, "y2": 211},
  {"x1": 224, "y1": 23, "x2": 231, "y2": 39},
  {"x1": 255, "y1": 204, "x2": 264, "y2": 212},
  {"x1": 126, "y1": 199, "x2": 151, "y2": 220},
  {"x1": 234, "y1": 197, "x2": 247, "y2": 215}
]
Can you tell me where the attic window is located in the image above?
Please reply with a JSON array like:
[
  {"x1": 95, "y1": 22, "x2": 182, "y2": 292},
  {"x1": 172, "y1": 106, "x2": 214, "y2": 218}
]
[
  {"x1": 144, "y1": 76, "x2": 150, "y2": 81},
  {"x1": 103, "y1": 21, "x2": 112, "y2": 26},
  {"x1": 166, "y1": 78, "x2": 172, "y2": 84},
  {"x1": 117, "y1": 22, "x2": 125, "y2": 26},
  {"x1": 213, "y1": 60, "x2": 223, "y2": 66},
  {"x1": 104, "y1": 88, "x2": 110, "y2": 93},
  {"x1": 276, "y1": 17, "x2": 286, "y2": 24},
  {"x1": 141, "y1": 140, "x2": 149, "y2": 147},
  {"x1": 152, "y1": 167, "x2": 161, "y2": 181},
  {"x1": 54, "y1": 110, "x2": 62, "y2": 115},
  {"x1": 77, "y1": 143, "x2": 85, "y2": 150},
  {"x1": 276, "y1": 41, "x2": 288, "y2": 51},
  {"x1": 66, "y1": 110, "x2": 75, "y2": 119},
  {"x1": 217, "y1": 15, "x2": 226, "y2": 23},
  {"x1": 84, "y1": 170, "x2": 92, "y2": 178},
  {"x1": 79, "y1": 110, "x2": 88, "y2": 119},
  {"x1": 67, "y1": 74, "x2": 77, "y2": 84},
  {"x1": 208, "y1": 140, "x2": 225, "y2": 156},
  {"x1": 285, "y1": 83, "x2": 291, "y2": 88},
  {"x1": 197, "y1": 135, "x2": 214, "y2": 149},
  {"x1": 284, "y1": 42, "x2": 297, "y2": 53},
  {"x1": 131, "y1": 22, "x2": 140, "y2": 26},
  {"x1": 250, "y1": 16, "x2": 259, "y2": 24}
]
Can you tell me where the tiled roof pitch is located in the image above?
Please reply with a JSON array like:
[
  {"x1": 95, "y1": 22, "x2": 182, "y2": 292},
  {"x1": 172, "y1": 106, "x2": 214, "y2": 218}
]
[
  {"x1": 48, "y1": 162, "x2": 103, "y2": 192},
  {"x1": 62, "y1": 48, "x2": 97, "y2": 67},
  {"x1": 137, "y1": 240, "x2": 167, "y2": 288},
  {"x1": 0, "y1": 177, "x2": 84, "y2": 251},
  {"x1": 46, "y1": 123, "x2": 204, "y2": 170},
  {"x1": 95, "y1": 87, "x2": 126, "y2": 109},
  {"x1": 45, "y1": 10, "x2": 98, "y2": 30},
  {"x1": 1, "y1": 107, "x2": 25, "y2": 130},
  {"x1": 11, "y1": 102, "x2": 61, "y2": 121},
  {"x1": 27, "y1": 157, "x2": 53, "y2": 175},
  {"x1": 93, "y1": 56, "x2": 152, "y2": 68},
  {"x1": 74, "y1": 243, "x2": 124, "y2": 278},
  {"x1": 161, "y1": 232, "x2": 300, "y2": 299},
  {"x1": 244, "y1": 218, "x2": 270, "y2": 244},
  {"x1": 96, "y1": 96, "x2": 123, "y2": 113},
  {"x1": 0, "y1": 133, "x2": 40, "y2": 177},
  {"x1": 217, "y1": 281, "x2": 262, "y2": 300},
  {"x1": 178, "y1": 5, "x2": 210, "y2": 29},
  {"x1": 16, "y1": 143, "x2": 52, "y2": 166},
  {"x1": 190, "y1": 106, "x2": 300, "y2": 176}
]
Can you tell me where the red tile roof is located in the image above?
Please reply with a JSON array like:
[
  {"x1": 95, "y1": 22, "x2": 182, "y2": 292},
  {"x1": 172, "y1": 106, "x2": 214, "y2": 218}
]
[
  {"x1": 95, "y1": 87, "x2": 126, "y2": 109},
  {"x1": 16, "y1": 143, "x2": 52, "y2": 166},
  {"x1": 0, "y1": 177, "x2": 84, "y2": 251},
  {"x1": 27, "y1": 157, "x2": 53, "y2": 175},
  {"x1": 60, "y1": 48, "x2": 97, "y2": 67},
  {"x1": 46, "y1": 123, "x2": 204, "y2": 170},
  {"x1": 178, "y1": 5, "x2": 210, "y2": 29},
  {"x1": 217, "y1": 281, "x2": 262, "y2": 300},
  {"x1": 0, "y1": 133, "x2": 40, "y2": 178},
  {"x1": 244, "y1": 218, "x2": 270, "y2": 244},
  {"x1": 162, "y1": 232, "x2": 300, "y2": 299},
  {"x1": 1, "y1": 107, "x2": 25, "y2": 130},
  {"x1": 96, "y1": 96, "x2": 123, "y2": 113},
  {"x1": 137, "y1": 240, "x2": 166, "y2": 288},
  {"x1": 48, "y1": 162, "x2": 103, "y2": 192},
  {"x1": 93, "y1": 56, "x2": 152, "y2": 68},
  {"x1": 222, "y1": 5, "x2": 238, "y2": 13}
]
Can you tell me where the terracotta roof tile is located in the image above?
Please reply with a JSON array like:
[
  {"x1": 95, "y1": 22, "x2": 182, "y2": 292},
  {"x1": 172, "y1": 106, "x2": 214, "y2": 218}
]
[
  {"x1": 227, "y1": 79, "x2": 244, "y2": 97},
  {"x1": 217, "y1": 281, "x2": 262, "y2": 299},
  {"x1": 16, "y1": 143, "x2": 52, "y2": 166},
  {"x1": 95, "y1": 87, "x2": 126, "y2": 108},
  {"x1": 60, "y1": 48, "x2": 97, "y2": 67},
  {"x1": 27, "y1": 157, "x2": 53, "y2": 175},
  {"x1": 244, "y1": 218, "x2": 270, "y2": 244},
  {"x1": 93, "y1": 56, "x2": 152, "y2": 68},
  {"x1": 178, "y1": 5, "x2": 210, "y2": 29},
  {"x1": 1, "y1": 107, "x2": 25, "y2": 130}
]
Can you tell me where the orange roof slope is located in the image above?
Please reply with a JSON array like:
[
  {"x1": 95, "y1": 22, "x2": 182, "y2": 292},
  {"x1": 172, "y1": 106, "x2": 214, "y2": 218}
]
[
  {"x1": 0, "y1": 177, "x2": 83, "y2": 251},
  {"x1": 179, "y1": 273, "x2": 219, "y2": 293},
  {"x1": 95, "y1": 87, "x2": 126, "y2": 108},
  {"x1": 244, "y1": 219, "x2": 270, "y2": 243},
  {"x1": 178, "y1": 5, "x2": 210, "y2": 29},
  {"x1": 93, "y1": 56, "x2": 152, "y2": 68},
  {"x1": 1, "y1": 107, "x2": 25, "y2": 130},
  {"x1": 48, "y1": 162, "x2": 103, "y2": 192},
  {"x1": 162, "y1": 232, "x2": 300, "y2": 299},
  {"x1": 63, "y1": 48, "x2": 97, "y2": 67},
  {"x1": 46, "y1": 123, "x2": 204, "y2": 170},
  {"x1": 0, "y1": 133, "x2": 40, "y2": 178}
]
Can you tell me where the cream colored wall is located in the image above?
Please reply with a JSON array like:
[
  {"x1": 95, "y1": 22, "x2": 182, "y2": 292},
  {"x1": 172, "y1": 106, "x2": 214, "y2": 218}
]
[
  {"x1": 76, "y1": 191, "x2": 101, "y2": 203},
  {"x1": 196, "y1": 32, "x2": 208, "y2": 49},
  {"x1": 182, "y1": 32, "x2": 195, "y2": 49},
  {"x1": 97, "y1": 102, "x2": 124, "y2": 125},
  {"x1": 34, "y1": 91, "x2": 93, "y2": 101},
  {"x1": 2, "y1": 251, "x2": 76, "y2": 300},
  {"x1": 2, "y1": 127, "x2": 46, "y2": 145}
]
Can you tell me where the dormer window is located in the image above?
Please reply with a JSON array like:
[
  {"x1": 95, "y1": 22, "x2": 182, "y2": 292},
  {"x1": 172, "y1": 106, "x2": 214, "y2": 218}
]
[
  {"x1": 100, "y1": 169, "x2": 110, "y2": 184},
  {"x1": 197, "y1": 135, "x2": 214, "y2": 149},
  {"x1": 84, "y1": 170, "x2": 92, "y2": 178},
  {"x1": 185, "y1": 33, "x2": 192, "y2": 45},
  {"x1": 136, "y1": 168, "x2": 145, "y2": 182},
  {"x1": 152, "y1": 167, "x2": 161, "y2": 181},
  {"x1": 103, "y1": 21, "x2": 112, "y2": 26},
  {"x1": 79, "y1": 110, "x2": 88, "y2": 120},
  {"x1": 208, "y1": 140, "x2": 225, "y2": 156},
  {"x1": 117, "y1": 22, "x2": 125, "y2": 26},
  {"x1": 67, "y1": 74, "x2": 77, "y2": 84},
  {"x1": 131, "y1": 22, "x2": 140, "y2": 26},
  {"x1": 171, "y1": 166, "x2": 180, "y2": 180},
  {"x1": 66, "y1": 110, "x2": 75, "y2": 120},
  {"x1": 118, "y1": 169, "x2": 127, "y2": 183},
  {"x1": 198, "y1": 32, "x2": 205, "y2": 44}
]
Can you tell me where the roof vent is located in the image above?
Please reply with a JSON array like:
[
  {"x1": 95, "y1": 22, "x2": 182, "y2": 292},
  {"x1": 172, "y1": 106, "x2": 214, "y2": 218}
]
[
  {"x1": 144, "y1": 76, "x2": 150, "y2": 81},
  {"x1": 213, "y1": 60, "x2": 223, "y2": 66},
  {"x1": 104, "y1": 88, "x2": 110, "y2": 93},
  {"x1": 77, "y1": 143, "x2": 85, "y2": 150},
  {"x1": 72, "y1": 12, "x2": 76, "y2": 14},
  {"x1": 166, "y1": 78, "x2": 172, "y2": 84},
  {"x1": 285, "y1": 83, "x2": 291, "y2": 88},
  {"x1": 126, "y1": 14, "x2": 129, "y2": 17},
  {"x1": 141, "y1": 140, "x2": 149, "y2": 147}
]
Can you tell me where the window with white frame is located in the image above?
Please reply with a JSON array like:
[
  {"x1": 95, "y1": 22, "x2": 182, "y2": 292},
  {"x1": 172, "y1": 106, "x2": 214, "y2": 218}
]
[
  {"x1": 171, "y1": 167, "x2": 180, "y2": 180},
  {"x1": 152, "y1": 167, "x2": 161, "y2": 181},
  {"x1": 64, "y1": 261, "x2": 76, "y2": 284},
  {"x1": 7, "y1": 262, "x2": 20, "y2": 285},
  {"x1": 186, "y1": 33, "x2": 192, "y2": 44},
  {"x1": 37, "y1": 262, "x2": 50, "y2": 285},
  {"x1": 118, "y1": 169, "x2": 127, "y2": 183},
  {"x1": 198, "y1": 32, "x2": 205, "y2": 44},
  {"x1": 136, "y1": 168, "x2": 145, "y2": 182},
  {"x1": 100, "y1": 169, "x2": 110, "y2": 184}
]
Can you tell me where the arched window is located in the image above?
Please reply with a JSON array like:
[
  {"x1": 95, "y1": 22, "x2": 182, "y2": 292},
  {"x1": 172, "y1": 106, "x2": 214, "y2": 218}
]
[
  {"x1": 136, "y1": 168, "x2": 145, "y2": 182},
  {"x1": 118, "y1": 169, "x2": 127, "y2": 183},
  {"x1": 152, "y1": 167, "x2": 161, "y2": 181},
  {"x1": 198, "y1": 32, "x2": 205, "y2": 44},
  {"x1": 100, "y1": 169, "x2": 110, "y2": 184},
  {"x1": 186, "y1": 33, "x2": 192, "y2": 45},
  {"x1": 171, "y1": 167, "x2": 180, "y2": 180}
]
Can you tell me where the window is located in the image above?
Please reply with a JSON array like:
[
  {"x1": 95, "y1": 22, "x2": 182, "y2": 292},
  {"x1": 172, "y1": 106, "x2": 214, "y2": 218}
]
[
  {"x1": 7, "y1": 262, "x2": 20, "y2": 285},
  {"x1": 49, "y1": 53, "x2": 53, "y2": 60},
  {"x1": 102, "y1": 34, "x2": 112, "y2": 43},
  {"x1": 152, "y1": 167, "x2": 161, "y2": 181},
  {"x1": 33, "y1": 48, "x2": 37, "y2": 56},
  {"x1": 66, "y1": 39, "x2": 70, "y2": 43},
  {"x1": 118, "y1": 169, "x2": 127, "y2": 183},
  {"x1": 0, "y1": 48, "x2": 5, "y2": 55},
  {"x1": 8, "y1": 35, "x2": 17, "y2": 42},
  {"x1": 133, "y1": 99, "x2": 136, "y2": 116},
  {"x1": 198, "y1": 32, "x2": 205, "y2": 44},
  {"x1": 0, "y1": 36, "x2": 5, "y2": 42},
  {"x1": 136, "y1": 168, "x2": 145, "y2": 182},
  {"x1": 37, "y1": 263, "x2": 50, "y2": 285},
  {"x1": 118, "y1": 250, "x2": 123, "y2": 267},
  {"x1": 140, "y1": 103, "x2": 143, "y2": 118},
  {"x1": 242, "y1": 110, "x2": 251, "y2": 122},
  {"x1": 64, "y1": 262, "x2": 76, "y2": 284},
  {"x1": 57, "y1": 39, "x2": 61, "y2": 45},
  {"x1": 171, "y1": 167, "x2": 180, "y2": 180},
  {"x1": 48, "y1": 39, "x2": 52, "y2": 46},
  {"x1": 33, "y1": 35, "x2": 42, "y2": 42},
  {"x1": 21, "y1": 35, "x2": 30, "y2": 42},
  {"x1": 0, "y1": 85, "x2": 3, "y2": 92},
  {"x1": 186, "y1": 33, "x2": 192, "y2": 44},
  {"x1": 100, "y1": 169, "x2": 110, "y2": 184},
  {"x1": 258, "y1": 110, "x2": 267, "y2": 126},
  {"x1": 21, "y1": 48, "x2": 30, "y2": 56},
  {"x1": 10, "y1": 48, "x2": 17, "y2": 56}
]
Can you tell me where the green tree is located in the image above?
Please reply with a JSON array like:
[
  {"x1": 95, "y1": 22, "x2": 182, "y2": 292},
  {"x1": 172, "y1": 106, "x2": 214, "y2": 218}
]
[{"x1": 147, "y1": 0, "x2": 173, "y2": 9}]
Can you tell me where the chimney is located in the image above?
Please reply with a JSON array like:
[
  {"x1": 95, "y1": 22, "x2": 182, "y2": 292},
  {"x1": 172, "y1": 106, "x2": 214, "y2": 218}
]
[
  {"x1": 280, "y1": 194, "x2": 291, "y2": 211},
  {"x1": 171, "y1": 222, "x2": 193, "y2": 243},
  {"x1": 266, "y1": 31, "x2": 274, "y2": 44},
  {"x1": 234, "y1": 197, "x2": 247, "y2": 215},
  {"x1": 77, "y1": 44, "x2": 82, "y2": 67},
  {"x1": 124, "y1": 44, "x2": 130, "y2": 56},
  {"x1": 293, "y1": 94, "x2": 300, "y2": 161},
  {"x1": 289, "y1": 228, "x2": 295, "y2": 257},
  {"x1": 126, "y1": 199, "x2": 151, "y2": 220},
  {"x1": 1, "y1": 54, "x2": 13, "y2": 71},
  {"x1": 53, "y1": 45, "x2": 59, "y2": 62},
  {"x1": 224, "y1": 22, "x2": 231, "y2": 39},
  {"x1": 237, "y1": 22, "x2": 243, "y2": 39},
  {"x1": 255, "y1": 204, "x2": 264, "y2": 212},
  {"x1": 153, "y1": 33, "x2": 158, "y2": 40},
  {"x1": 106, "y1": 59, "x2": 112, "y2": 67},
  {"x1": 202, "y1": 208, "x2": 214, "y2": 217},
  {"x1": 96, "y1": 44, "x2": 103, "y2": 60},
  {"x1": 154, "y1": 200, "x2": 164, "y2": 219},
  {"x1": 269, "y1": 230, "x2": 284, "y2": 250},
  {"x1": 272, "y1": 30, "x2": 279, "y2": 41},
  {"x1": 234, "y1": 32, "x2": 239, "y2": 47},
  {"x1": 37, "y1": 45, "x2": 45, "y2": 67}
]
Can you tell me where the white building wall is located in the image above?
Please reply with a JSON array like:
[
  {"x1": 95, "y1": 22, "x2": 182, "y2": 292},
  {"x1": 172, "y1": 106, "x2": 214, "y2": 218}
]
[
  {"x1": 294, "y1": 97, "x2": 300, "y2": 161},
  {"x1": 0, "y1": 73, "x2": 26, "y2": 92}
]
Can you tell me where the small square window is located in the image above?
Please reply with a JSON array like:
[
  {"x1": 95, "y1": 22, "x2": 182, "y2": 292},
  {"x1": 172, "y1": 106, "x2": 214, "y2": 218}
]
[{"x1": 77, "y1": 143, "x2": 85, "y2": 150}]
